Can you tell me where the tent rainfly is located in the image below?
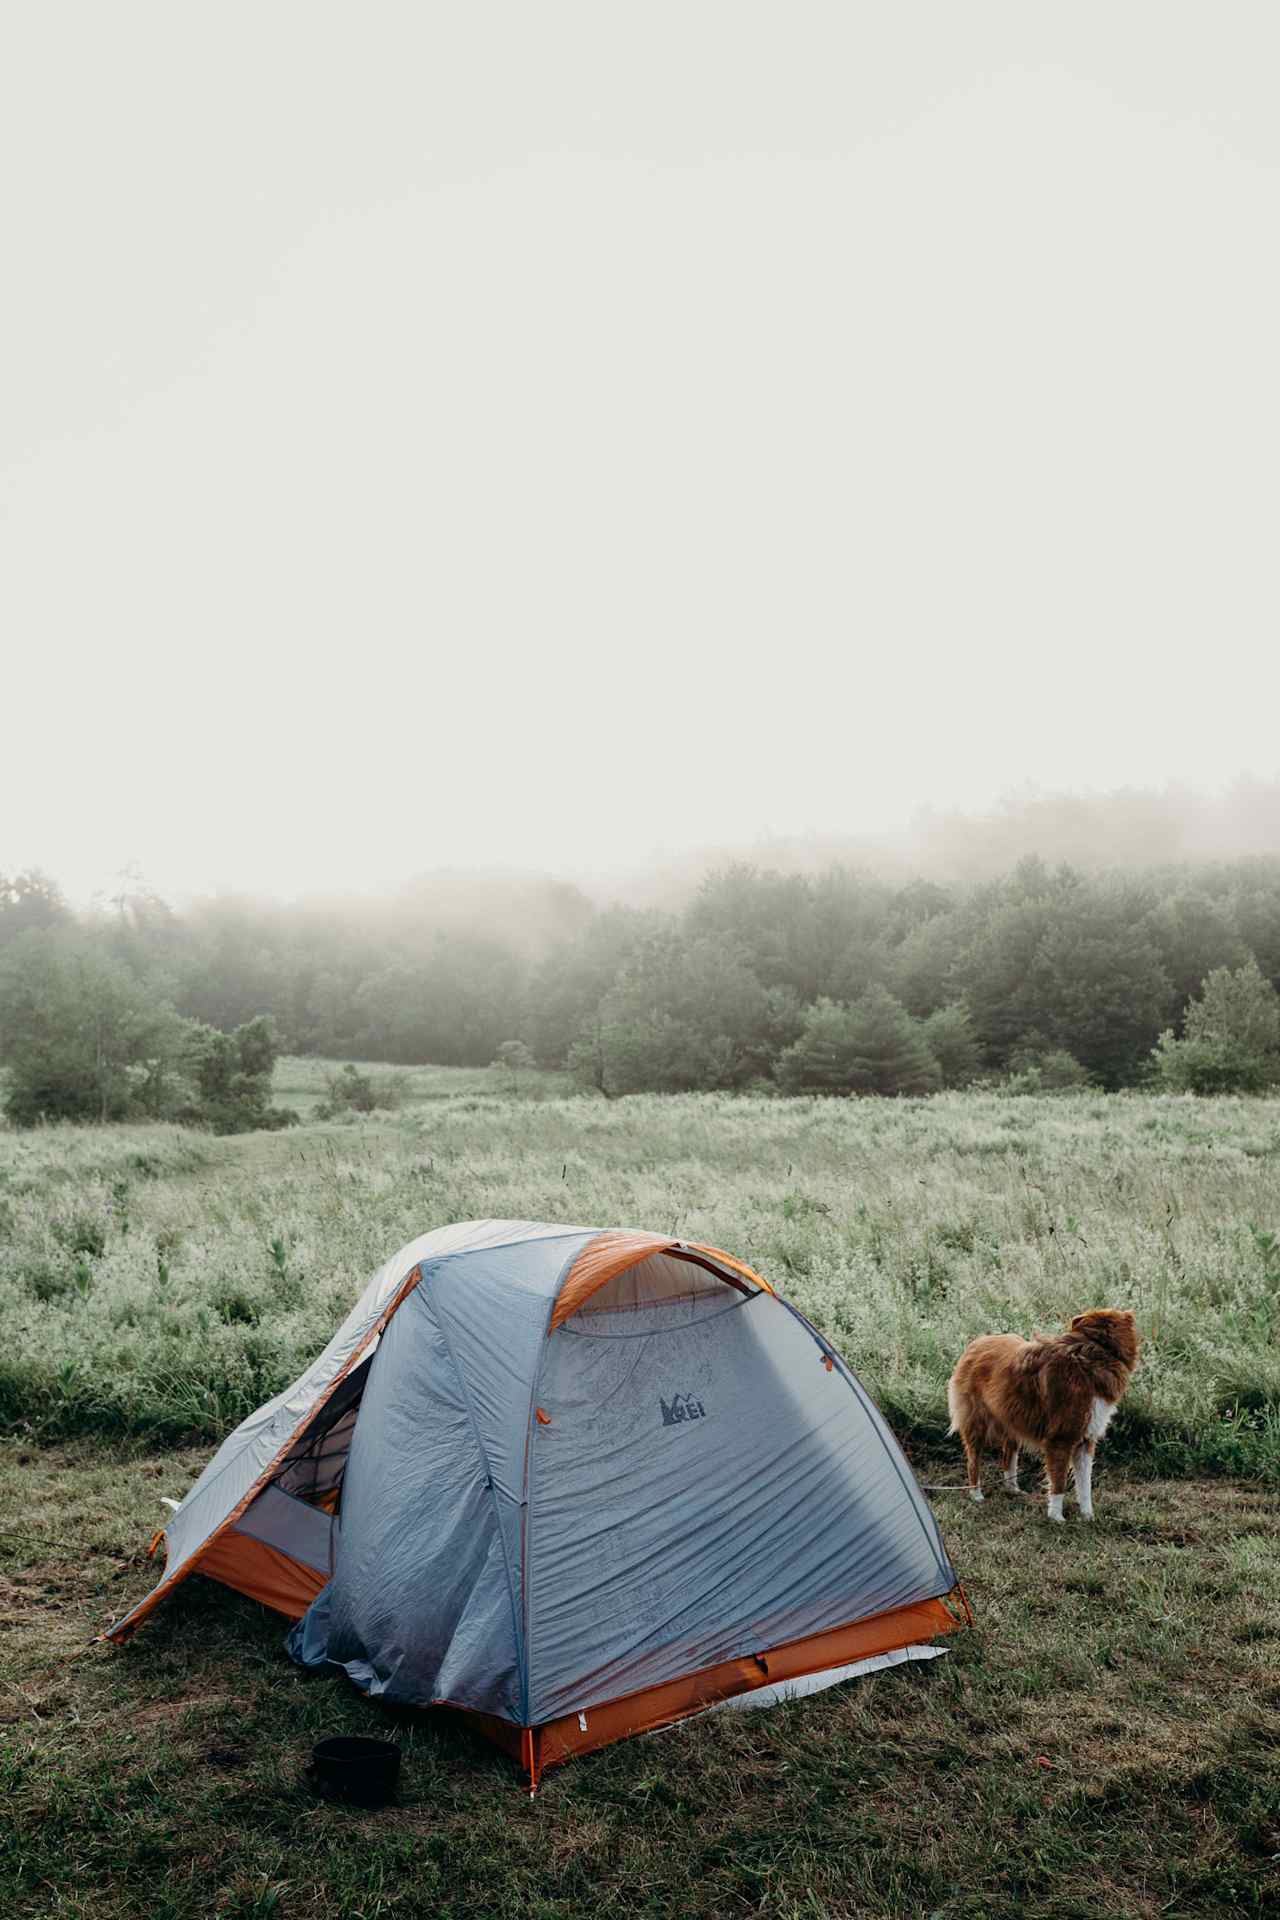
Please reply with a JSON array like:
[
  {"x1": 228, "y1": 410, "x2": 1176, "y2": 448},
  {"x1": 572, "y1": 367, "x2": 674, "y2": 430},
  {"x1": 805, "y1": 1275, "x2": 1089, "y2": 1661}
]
[{"x1": 110, "y1": 1220, "x2": 966, "y2": 1786}]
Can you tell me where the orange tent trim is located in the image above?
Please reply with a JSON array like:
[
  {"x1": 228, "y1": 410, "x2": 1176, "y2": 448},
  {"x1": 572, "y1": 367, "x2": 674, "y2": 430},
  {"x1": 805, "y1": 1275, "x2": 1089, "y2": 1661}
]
[
  {"x1": 548, "y1": 1233, "x2": 775, "y2": 1333},
  {"x1": 531, "y1": 1592, "x2": 959, "y2": 1773},
  {"x1": 425, "y1": 1591, "x2": 960, "y2": 1784},
  {"x1": 686, "y1": 1242, "x2": 777, "y2": 1300},
  {"x1": 104, "y1": 1263, "x2": 425, "y2": 1643},
  {"x1": 196, "y1": 1531, "x2": 329, "y2": 1620}
]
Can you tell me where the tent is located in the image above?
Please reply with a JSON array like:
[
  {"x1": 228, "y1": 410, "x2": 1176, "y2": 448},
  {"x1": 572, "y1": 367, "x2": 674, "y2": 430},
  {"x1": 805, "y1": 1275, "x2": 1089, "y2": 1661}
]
[{"x1": 111, "y1": 1220, "x2": 965, "y2": 1786}]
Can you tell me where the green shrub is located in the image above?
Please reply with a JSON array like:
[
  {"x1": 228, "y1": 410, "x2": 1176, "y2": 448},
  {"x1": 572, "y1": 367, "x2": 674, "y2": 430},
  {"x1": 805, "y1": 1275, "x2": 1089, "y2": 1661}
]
[
  {"x1": 1152, "y1": 959, "x2": 1280, "y2": 1094},
  {"x1": 998, "y1": 1044, "x2": 1094, "y2": 1093},
  {"x1": 179, "y1": 1017, "x2": 298, "y2": 1134},
  {"x1": 19, "y1": 1258, "x2": 73, "y2": 1303},
  {"x1": 315, "y1": 1062, "x2": 403, "y2": 1118},
  {"x1": 50, "y1": 1211, "x2": 107, "y2": 1259}
]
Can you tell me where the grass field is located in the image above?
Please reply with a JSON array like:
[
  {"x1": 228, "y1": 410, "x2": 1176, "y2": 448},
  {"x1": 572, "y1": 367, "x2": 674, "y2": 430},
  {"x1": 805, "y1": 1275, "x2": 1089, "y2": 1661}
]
[
  {"x1": 270, "y1": 1059, "x2": 574, "y2": 1121},
  {"x1": 3, "y1": 1067, "x2": 1279, "y2": 1471},
  {"x1": 3, "y1": 1070, "x2": 1280, "y2": 1916},
  {"x1": 4, "y1": 1445, "x2": 1278, "y2": 1919}
]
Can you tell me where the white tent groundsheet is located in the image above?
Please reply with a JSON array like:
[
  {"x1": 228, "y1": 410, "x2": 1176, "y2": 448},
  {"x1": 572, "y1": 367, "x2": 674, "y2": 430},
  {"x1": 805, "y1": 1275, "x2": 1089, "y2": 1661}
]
[{"x1": 646, "y1": 1643, "x2": 947, "y2": 1732}]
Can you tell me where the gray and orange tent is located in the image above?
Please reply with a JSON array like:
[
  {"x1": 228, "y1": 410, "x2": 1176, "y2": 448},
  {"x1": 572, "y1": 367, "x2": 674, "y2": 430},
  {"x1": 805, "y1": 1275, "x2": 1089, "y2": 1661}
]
[{"x1": 110, "y1": 1220, "x2": 965, "y2": 1786}]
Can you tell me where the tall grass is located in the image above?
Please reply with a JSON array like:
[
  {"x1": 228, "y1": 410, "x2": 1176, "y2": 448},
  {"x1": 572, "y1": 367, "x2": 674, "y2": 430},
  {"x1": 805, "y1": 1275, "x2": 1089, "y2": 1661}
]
[{"x1": 3, "y1": 1071, "x2": 1279, "y2": 1472}]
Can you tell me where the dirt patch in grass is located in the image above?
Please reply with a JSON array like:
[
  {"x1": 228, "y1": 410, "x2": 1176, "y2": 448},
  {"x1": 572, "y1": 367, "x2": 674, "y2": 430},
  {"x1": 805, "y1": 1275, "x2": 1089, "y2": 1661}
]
[{"x1": 2, "y1": 1440, "x2": 1279, "y2": 1918}]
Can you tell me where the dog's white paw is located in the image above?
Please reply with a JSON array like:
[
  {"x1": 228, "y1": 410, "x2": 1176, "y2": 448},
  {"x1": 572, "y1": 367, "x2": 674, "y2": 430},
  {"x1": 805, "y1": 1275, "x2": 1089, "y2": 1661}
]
[
  {"x1": 1046, "y1": 1509, "x2": 1065, "y2": 1524},
  {"x1": 968, "y1": 1487, "x2": 985, "y2": 1503},
  {"x1": 1078, "y1": 1508, "x2": 1094, "y2": 1522},
  {"x1": 1047, "y1": 1494, "x2": 1065, "y2": 1523}
]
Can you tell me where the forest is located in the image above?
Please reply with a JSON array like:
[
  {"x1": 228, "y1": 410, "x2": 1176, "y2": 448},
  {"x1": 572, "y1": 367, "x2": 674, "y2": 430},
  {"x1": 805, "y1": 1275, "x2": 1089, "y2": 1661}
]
[{"x1": 4, "y1": 830, "x2": 1280, "y2": 1123}]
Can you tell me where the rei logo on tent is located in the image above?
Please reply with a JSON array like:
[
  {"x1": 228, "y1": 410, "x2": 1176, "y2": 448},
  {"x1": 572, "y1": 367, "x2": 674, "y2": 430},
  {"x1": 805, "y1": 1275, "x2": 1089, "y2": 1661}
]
[{"x1": 660, "y1": 1391, "x2": 707, "y2": 1427}]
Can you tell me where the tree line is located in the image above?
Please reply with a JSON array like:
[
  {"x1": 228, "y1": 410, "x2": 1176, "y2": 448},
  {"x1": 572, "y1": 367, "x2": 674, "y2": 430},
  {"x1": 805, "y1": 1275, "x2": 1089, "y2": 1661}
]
[{"x1": 2, "y1": 852, "x2": 1280, "y2": 1124}]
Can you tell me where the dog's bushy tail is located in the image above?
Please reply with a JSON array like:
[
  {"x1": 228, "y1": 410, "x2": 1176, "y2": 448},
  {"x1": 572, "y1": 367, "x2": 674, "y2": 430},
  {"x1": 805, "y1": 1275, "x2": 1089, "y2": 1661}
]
[{"x1": 946, "y1": 1375, "x2": 965, "y2": 1436}]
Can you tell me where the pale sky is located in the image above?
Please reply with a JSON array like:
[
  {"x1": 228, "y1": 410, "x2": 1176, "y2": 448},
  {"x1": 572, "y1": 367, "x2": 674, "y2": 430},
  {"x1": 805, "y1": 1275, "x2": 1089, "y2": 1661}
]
[{"x1": 4, "y1": 3, "x2": 1278, "y2": 904}]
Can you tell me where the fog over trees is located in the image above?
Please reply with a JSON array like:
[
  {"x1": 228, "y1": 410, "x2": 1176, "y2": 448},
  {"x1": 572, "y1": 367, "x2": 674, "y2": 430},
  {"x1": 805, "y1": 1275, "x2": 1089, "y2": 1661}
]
[{"x1": 3, "y1": 785, "x2": 1280, "y2": 1120}]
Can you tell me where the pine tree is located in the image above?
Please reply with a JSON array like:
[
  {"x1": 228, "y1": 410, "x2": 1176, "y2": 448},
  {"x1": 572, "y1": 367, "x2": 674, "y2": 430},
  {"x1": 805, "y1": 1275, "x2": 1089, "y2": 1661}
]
[
  {"x1": 921, "y1": 1003, "x2": 982, "y2": 1087},
  {"x1": 845, "y1": 984, "x2": 944, "y2": 1095},
  {"x1": 776, "y1": 988, "x2": 941, "y2": 1096}
]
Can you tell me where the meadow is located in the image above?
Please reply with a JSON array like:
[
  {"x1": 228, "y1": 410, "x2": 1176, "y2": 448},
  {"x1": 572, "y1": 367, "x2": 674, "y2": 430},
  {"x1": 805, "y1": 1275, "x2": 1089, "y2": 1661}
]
[
  {"x1": 3, "y1": 1064, "x2": 1279, "y2": 1471},
  {"x1": 3, "y1": 1070, "x2": 1280, "y2": 1917}
]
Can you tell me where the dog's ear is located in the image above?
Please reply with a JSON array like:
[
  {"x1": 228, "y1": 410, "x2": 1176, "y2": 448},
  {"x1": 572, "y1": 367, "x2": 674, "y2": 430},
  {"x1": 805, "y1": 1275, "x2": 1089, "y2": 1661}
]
[{"x1": 1070, "y1": 1313, "x2": 1088, "y2": 1331}]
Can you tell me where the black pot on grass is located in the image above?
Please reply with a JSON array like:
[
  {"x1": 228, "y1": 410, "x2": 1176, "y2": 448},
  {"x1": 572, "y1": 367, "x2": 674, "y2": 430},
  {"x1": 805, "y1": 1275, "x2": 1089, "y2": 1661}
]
[{"x1": 308, "y1": 1735, "x2": 401, "y2": 1806}]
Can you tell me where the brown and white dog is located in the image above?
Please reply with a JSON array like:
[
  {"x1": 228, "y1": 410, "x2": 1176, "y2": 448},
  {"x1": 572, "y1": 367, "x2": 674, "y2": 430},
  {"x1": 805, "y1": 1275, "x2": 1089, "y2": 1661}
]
[{"x1": 947, "y1": 1310, "x2": 1139, "y2": 1523}]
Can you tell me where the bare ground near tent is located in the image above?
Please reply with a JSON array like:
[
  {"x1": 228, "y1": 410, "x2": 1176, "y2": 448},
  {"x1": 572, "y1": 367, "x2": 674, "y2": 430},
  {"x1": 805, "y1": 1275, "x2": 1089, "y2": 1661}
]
[{"x1": 3, "y1": 1437, "x2": 1278, "y2": 1920}]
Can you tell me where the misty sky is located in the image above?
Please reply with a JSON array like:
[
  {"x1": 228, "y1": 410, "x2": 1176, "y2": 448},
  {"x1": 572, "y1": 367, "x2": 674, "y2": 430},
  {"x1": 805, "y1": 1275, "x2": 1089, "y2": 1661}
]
[{"x1": 4, "y1": 4, "x2": 1279, "y2": 904}]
